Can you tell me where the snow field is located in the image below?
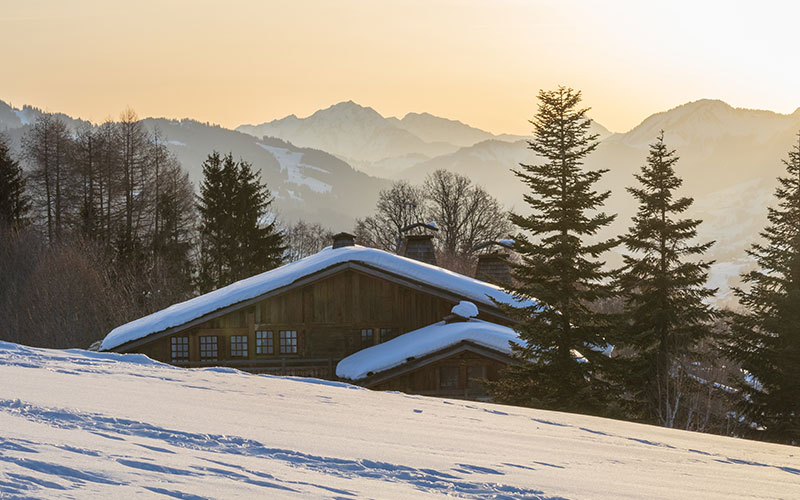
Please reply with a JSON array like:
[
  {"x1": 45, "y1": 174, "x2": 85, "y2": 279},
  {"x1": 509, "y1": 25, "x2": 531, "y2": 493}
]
[{"x1": 0, "y1": 342, "x2": 798, "y2": 499}]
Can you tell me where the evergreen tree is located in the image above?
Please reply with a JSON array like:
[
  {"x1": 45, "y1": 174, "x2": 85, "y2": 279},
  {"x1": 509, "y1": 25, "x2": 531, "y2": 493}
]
[
  {"x1": 197, "y1": 152, "x2": 284, "y2": 292},
  {"x1": 0, "y1": 134, "x2": 30, "y2": 230},
  {"x1": 727, "y1": 133, "x2": 800, "y2": 444},
  {"x1": 616, "y1": 132, "x2": 717, "y2": 428},
  {"x1": 490, "y1": 86, "x2": 617, "y2": 414}
]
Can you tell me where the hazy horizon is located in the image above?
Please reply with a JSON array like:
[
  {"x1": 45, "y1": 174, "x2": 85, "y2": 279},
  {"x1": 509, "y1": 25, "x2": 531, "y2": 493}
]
[{"x1": 3, "y1": 0, "x2": 799, "y2": 135}]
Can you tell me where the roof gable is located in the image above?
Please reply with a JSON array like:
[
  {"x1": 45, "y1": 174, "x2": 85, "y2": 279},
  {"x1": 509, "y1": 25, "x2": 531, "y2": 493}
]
[
  {"x1": 336, "y1": 318, "x2": 523, "y2": 381},
  {"x1": 101, "y1": 246, "x2": 535, "y2": 351}
]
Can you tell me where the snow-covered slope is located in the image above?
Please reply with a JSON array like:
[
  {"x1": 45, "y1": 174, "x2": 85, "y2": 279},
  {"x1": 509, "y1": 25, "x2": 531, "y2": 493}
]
[
  {"x1": 1, "y1": 341, "x2": 798, "y2": 499},
  {"x1": 388, "y1": 112, "x2": 495, "y2": 147},
  {"x1": 237, "y1": 101, "x2": 460, "y2": 163}
]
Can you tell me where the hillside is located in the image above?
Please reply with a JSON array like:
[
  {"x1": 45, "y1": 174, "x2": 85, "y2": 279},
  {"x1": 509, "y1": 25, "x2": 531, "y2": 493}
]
[
  {"x1": 1, "y1": 341, "x2": 798, "y2": 499},
  {"x1": 397, "y1": 100, "x2": 800, "y2": 306},
  {"x1": 0, "y1": 102, "x2": 389, "y2": 229},
  {"x1": 4, "y1": 97, "x2": 800, "y2": 304},
  {"x1": 235, "y1": 101, "x2": 540, "y2": 173}
]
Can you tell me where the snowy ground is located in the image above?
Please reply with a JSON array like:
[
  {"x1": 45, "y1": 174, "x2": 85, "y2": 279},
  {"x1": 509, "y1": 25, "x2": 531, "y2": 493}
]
[{"x1": 0, "y1": 342, "x2": 798, "y2": 499}]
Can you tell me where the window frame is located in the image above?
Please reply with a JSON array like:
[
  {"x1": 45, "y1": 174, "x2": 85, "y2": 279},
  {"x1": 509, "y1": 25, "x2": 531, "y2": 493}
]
[
  {"x1": 360, "y1": 328, "x2": 374, "y2": 348},
  {"x1": 379, "y1": 328, "x2": 396, "y2": 343},
  {"x1": 229, "y1": 335, "x2": 248, "y2": 358},
  {"x1": 279, "y1": 330, "x2": 298, "y2": 355},
  {"x1": 199, "y1": 335, "x2": 219, "y2": 361},
  {"x1": 439, "y1": 365, "x2": 460, "y2": 390},
  {"x1": 170, "y1": 336, "x2": 190, "y2": 362},
  {"x1": 255, "y1": 330, "x2": 274, "y2": 355}
]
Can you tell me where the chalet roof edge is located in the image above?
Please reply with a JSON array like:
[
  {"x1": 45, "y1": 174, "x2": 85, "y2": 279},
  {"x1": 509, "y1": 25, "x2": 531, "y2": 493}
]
[
  {"x1": 100, "y1": 245, "x2": 537, "y2": 352},
  {"x1": 336, "y1": 318, "x2": 523, "y2": 381}
]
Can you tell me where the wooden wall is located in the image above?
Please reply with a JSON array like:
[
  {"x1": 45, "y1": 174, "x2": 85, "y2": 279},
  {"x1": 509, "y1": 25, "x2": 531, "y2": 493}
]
[
  {"x1": 130, "y1": 268, "x2": 512, "y2": 369},
  {"x1": 371, "y1": 350, "x2": 508, "y2": 400}
]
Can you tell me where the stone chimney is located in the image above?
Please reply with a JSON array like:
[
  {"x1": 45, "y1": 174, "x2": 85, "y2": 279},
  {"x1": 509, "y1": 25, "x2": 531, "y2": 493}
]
[
  {"x1": 399, "y1": 234, "x2": 437, "y2": 266},
  {"x1": 475, "y1": 252, "x2": 511, "y2": 285},
  {"x1": 332, "y1": 232, "x2": 356, "y2": 249}
]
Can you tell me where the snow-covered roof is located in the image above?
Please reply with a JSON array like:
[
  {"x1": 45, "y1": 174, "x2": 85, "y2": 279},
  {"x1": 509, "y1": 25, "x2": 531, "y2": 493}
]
[
  {"x1": 336, "y1": 318, "x2": 522, "y2": 380},
  {"x1": 101, "y1": 245, "x2": 535, "y2": 351}
]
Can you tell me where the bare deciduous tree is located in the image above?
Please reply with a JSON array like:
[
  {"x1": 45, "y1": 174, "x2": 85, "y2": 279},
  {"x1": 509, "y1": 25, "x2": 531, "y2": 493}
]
[
  {"x1": 354, "y1": 180, "x2": 427, "y2": 251},
  {"x1": 283, "y1": 220, "x2": 334, "y2": 262},
  {"x1": 424, "y1": 169, "x2": 511, "y2": 257}
]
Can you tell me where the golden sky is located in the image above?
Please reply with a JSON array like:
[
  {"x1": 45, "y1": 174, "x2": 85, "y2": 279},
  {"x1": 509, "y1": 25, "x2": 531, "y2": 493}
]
[{"x1": 2, "y1": 0, "x2": 798, "y2": 134}]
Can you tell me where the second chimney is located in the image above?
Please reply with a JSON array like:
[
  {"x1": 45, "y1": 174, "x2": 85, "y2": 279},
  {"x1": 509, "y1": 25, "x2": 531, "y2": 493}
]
[
  {"x1": 332, "y1": 232, "x2": 356, "y2": 249},
  {"x1": 399, "y1": 234, "x2": 437, "y2": 266},
  {"x1": 475, "y1": 252, "x2": 511, "y2": 285}
]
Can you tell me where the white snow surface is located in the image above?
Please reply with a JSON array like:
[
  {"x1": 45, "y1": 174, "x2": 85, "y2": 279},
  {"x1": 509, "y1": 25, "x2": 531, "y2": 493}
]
[
  {"x1": 1, "y1": 341, "x2": 799, "y2": 500},
  {"x1": 451, "y1": 300, "x2": 479, "y2": 319},
  {"x1": 258, "y1": 143, "x2": 332, "y2": 193},
  {"x1": 336, "y1": 318, "x2": 521, "y2": 380},
  {"x1": 100, "y1": 246, "x2": 535, "y2": 351}
]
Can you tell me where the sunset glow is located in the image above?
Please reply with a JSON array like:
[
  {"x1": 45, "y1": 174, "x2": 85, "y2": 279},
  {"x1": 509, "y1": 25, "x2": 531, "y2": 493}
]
[{"x1": 2, "y1": 0, "x2": 798, "y2": 133}]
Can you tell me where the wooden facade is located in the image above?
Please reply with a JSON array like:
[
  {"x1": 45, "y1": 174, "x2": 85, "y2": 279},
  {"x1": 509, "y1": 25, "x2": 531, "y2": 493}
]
[
  {"x1": 366, "y1": 342, "x2": 513, "y2": 401},
  {"x1": 116, "y1": 263, "x2": 515, "y2": 384}
]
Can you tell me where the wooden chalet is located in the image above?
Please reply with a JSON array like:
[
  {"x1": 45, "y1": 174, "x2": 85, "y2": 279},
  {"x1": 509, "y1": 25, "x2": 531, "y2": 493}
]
[
  {"x1": 336, "y1": 306, "x2": 523, "y2": 401},
  {"x1": 100, "y1": 233, "x2": 531, "y2": 395}
]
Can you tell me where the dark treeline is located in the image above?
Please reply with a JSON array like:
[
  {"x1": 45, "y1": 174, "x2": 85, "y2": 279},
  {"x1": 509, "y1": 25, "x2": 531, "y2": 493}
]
[
  {"x1": 487, "y1": 86, "x2": 800, "y2": 446},
  {"x1": 0, "y1": 109, "x2": 196, "y2": 349},
  {"x1": 0, "y1": 109, "x2": 291, "y2": 349}
]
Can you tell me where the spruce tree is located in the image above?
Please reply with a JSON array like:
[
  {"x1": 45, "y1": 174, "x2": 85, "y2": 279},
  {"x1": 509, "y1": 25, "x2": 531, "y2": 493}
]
[
  {"x1": 616, "y1": 132, "x2": 716, "y2": 428},
  {"x1": 0, "y1": 134, "x2": 29, "y2": 230},
  {"x1": 197, "y1": 152, "x2": 284, "y2": 292},
  {"x1": 727, "y1": 133, "x2": 800, "y2": 444},
  {"x1": 491, "y1": 86, "x2": 617, "y2": 414}
]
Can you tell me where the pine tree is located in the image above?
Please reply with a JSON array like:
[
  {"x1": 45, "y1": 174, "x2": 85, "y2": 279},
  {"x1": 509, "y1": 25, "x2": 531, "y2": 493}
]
[
  {"x1": 197, "y1": 152, "x2": 284, "y2": 292},
  {"x1": 490, "y1": 86, "x2": 617, "y2": 414},
  {"x1": 727, "y1": 132, "x2": 800, "y2": 444},
  {"x1": 616, "y1": 132, "x2": 717, "y2": 428},
  {"x1": 0, "y1": 134, "x2": 30, "y2": 230}
]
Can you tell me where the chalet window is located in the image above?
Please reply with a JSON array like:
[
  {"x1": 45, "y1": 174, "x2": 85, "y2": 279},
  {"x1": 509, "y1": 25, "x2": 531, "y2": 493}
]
[
  {"x1": 199, "y1": 336, "x2": 218, "y2": 360},
  {"x1": 467, "y1": 365, "x2": 487, "y2": 390},
  {"x1": 279, "y1": 330, "x2": 297, "y2": 354},
  {"x1": 256, "y1": 331, "x2": 274, "y2": 355},
  {"x1": 379, "y1": 328, "x2": 395, "y2": 343},
  {"x1": 170, "y1": 336, "x2": 189, "y2": 361},
  {"x1": 230, "y1": 335, "x2": 248, "y2": 357},
  {"x1": 439, "y1": 366, "x2": 459, "y2": 389},
  {"x1": 439, "y1": 365, "x2": 459, "y2": 389},
  {"x1": 360, "y1": 329, "x2": 374, "y2": 348}
]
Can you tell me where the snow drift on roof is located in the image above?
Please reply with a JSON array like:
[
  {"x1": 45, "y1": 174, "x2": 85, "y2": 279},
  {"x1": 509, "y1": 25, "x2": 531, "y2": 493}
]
[
  {"x1": 101, "y1": 245, "x2": 535, "y2": 351},
  {"x1": 336, "y1": 318, "x2": 522, "y2": 380},
  {"x1": 451, "y1": 300, "x2": 479, "y2": 319}
]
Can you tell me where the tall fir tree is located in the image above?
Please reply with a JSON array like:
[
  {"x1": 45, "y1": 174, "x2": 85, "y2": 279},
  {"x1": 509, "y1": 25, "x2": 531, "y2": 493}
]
[
  {"x1": 0, "y1": 134, "x2": 30, "y2": 230},
  {"x1": 490, "y1": 86, "x2": 618, "y2": 415},
  {"x1": 616, "y1": 132, "x2": 717, "y2": 428},
  {"x1": 727, "y1": 132, "x2": 800, "y2": 444},
  {"x1": 197, "y1": 152, "x2": 285, "y2": 292}
]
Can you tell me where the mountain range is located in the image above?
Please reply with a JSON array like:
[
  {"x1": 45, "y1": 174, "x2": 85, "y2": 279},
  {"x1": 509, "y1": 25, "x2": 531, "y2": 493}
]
[{"x1": 2, "y1": 98, "x2": 799, "y2": 306}]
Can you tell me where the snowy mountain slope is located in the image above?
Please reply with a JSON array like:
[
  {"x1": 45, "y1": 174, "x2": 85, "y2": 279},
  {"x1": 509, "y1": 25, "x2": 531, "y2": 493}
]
[
  {"x1": 397, "y1": 104, "x2": 800, "y2": 306},
  {"x1": 140, "y1": 119, "x2": 389, "y2": 228},
  {"x1": 0, "y1": 99, "x2": 390, "y2": 229},
  {"x1": 387, "y1": 112, "x2": 495, "y2": 147},
  {"x1": 236, "y1": 101, "x2": 460, "y2": 164},
  {"x1": 620, "y1": 99, "x2": 800, "y2": 149},
  {"x1": 1, "y1": 341, "x2": 798, "y2": 500},
  {"x1": 235, "y1": 101, "x2": 557, "y2": 169}
]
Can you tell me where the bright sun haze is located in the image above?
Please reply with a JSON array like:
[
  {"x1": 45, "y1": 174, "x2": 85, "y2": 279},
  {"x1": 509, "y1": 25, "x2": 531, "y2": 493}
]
[{"x1": 2, "y1": 0, "x2": 798, "y2": 133}]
